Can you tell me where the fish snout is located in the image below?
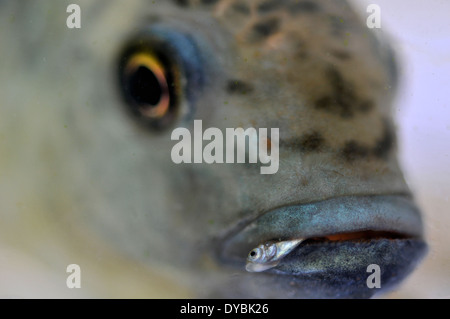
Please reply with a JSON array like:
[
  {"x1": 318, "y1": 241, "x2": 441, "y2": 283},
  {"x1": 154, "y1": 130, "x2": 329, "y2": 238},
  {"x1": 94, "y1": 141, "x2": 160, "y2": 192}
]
[{"x1": 220, "y1": 195, "x2": 427, "y2": 298}]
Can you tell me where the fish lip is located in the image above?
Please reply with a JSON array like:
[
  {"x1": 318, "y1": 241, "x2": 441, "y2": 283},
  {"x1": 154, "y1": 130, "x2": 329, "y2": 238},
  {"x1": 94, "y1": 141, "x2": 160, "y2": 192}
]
[
  {"x1": 219, "y1": 195, "x2": 427, "y2": 297},
  {"x1": 220, "y1": 194, "x2": 425, "y2": 266}
]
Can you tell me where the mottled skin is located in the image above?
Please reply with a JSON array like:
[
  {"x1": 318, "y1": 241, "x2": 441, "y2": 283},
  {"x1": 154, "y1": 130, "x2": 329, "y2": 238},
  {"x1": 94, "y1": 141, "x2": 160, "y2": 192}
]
[{"x1": 0, "y1": 0, "x2": 425, "y2": 298}]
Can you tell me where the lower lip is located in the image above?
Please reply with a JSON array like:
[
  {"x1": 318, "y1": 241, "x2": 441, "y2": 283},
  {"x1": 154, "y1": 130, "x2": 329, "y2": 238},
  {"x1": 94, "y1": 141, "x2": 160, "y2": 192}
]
[
  {"x1": 273, "y1": 237, "x2": 427, "y2": 276},
  {"x1": 274, "y1": 237, "x2": 427, "y2": 298},
  {"x1": 226, "y1": 237, "x2": 427, "y2": 299}
]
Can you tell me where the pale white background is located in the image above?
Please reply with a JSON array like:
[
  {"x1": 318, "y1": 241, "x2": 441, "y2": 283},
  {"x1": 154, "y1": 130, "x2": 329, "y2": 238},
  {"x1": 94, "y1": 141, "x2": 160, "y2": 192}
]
[{"x1": 350, "y1": 0, "x2": 450, "y2": 298}]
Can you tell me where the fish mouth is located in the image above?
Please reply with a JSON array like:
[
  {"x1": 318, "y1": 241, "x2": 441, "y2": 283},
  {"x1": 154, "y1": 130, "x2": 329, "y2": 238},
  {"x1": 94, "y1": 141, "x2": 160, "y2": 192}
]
[{"x1": 220, "y1": 195, "x2": 428, "y2": 298}]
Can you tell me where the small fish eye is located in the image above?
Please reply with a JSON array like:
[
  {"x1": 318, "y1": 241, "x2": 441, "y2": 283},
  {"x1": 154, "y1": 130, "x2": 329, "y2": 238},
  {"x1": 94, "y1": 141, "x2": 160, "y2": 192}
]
[
  {"x1": 248, "y1": 248, "x2": 260, "y2": 260},
  {"x1": 118, "y1": 41, "x2": 181, "y2": 130}
]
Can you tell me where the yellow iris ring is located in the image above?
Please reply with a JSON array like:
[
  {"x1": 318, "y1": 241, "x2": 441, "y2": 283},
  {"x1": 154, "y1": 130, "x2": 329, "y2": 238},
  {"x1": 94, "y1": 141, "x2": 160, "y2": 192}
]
[{"x1": 124, "y1": 53, "x2": 170, "y2": 119}]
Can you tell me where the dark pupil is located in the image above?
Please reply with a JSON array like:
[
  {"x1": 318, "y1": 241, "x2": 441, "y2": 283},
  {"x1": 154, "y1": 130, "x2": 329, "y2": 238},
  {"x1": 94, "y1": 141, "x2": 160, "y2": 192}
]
[
  {"x1": 128, "y1": 66, "x2": 162, "y2": 106},
  {"x1": 250, "y1": 251, "x2": 257, "y2": 257}
]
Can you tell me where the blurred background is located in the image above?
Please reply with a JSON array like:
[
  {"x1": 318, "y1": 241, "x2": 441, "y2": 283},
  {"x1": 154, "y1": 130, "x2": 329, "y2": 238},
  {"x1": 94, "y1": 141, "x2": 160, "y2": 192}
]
[{"x1": 350, "y1": 0, "x2": 450, "y2": 298}]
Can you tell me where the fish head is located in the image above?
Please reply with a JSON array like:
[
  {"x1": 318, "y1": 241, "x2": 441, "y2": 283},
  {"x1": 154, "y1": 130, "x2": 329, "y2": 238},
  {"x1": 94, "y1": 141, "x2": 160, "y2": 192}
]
[{"x1": 0, "y1": 0, "x2": 427, "y2": 298}]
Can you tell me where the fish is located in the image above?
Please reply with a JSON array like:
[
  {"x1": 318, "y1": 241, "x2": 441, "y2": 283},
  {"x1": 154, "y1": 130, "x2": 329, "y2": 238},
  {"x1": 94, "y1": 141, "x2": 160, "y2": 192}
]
[
  {"x1": 246, "y1": 238, "x2": 304, "y2": 272},
  {"x1": 0, "y1": 0, "x2": 427, "y2": 298}
]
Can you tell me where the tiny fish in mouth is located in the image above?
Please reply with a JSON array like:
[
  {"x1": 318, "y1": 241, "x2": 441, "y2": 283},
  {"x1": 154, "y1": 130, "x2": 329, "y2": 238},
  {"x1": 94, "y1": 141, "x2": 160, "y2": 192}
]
[{"x1": 246, "y1": 238, "x2": 304, "y2": 272}]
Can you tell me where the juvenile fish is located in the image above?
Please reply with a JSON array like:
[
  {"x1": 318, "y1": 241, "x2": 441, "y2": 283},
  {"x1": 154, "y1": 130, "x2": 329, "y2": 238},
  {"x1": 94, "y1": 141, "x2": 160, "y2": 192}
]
[{"x1": 246, "y1": 238, "x2": 304, "y2": 272}]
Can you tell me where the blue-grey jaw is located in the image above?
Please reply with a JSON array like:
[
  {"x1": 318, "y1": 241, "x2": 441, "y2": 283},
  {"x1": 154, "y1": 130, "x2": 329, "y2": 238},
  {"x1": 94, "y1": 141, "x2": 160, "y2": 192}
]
[{"x1": 220, "y1": 195, "x2": 428, "y2": 298}]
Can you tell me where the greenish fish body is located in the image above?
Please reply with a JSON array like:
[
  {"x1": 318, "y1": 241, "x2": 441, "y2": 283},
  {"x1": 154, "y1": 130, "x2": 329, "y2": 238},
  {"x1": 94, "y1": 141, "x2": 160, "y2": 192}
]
[{"x1": 0, "y1": 0, "x2": 426, "y2": 298}]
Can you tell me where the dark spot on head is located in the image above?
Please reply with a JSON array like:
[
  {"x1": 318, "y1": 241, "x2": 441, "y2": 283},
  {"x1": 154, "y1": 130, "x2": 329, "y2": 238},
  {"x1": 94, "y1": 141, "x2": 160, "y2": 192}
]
[
  {"x1": 314, "y1": 66, "x2": 359, "y2": 118},
  {"x1": 173, "y1": 0, "x2": 190, "y2": 7},
  {"x1": 289, "y1": 1, "x2": 320, "y2": 14},
  {"x1": 328, "y1": 67, "x2": 355, "y2": 117},
  {"x1": 257, "y1": 0, "x2": 320, "y2": 15},
  {"x1": 341, "y1": 141, "x2": 369, "y2": 161},
  {"x1": 315, "y1": 95, "x2": 352, "y2": 119},
  {"x1": 373, "y1": 120, "x2": 395, "y2": 158},
  {"x1": 331, "y1": 50, "x2": 352, "y2": 60},
  {"x1": 297, "y1": 50, "x2": 309, "y2": 59},
  {"x1": 250, "y1": 17, "x2": 281, "y2": 41},
  {"x1": 359, "y1": 100, "x2": 375, "y2": 113},
  {"x1": 200, "y1": 0, "x2": 219, "y2": 5},
  {"x1": 327, "y1": 67, "x2": 352, "y2": 100},
  {"x1": 293, "y1": 37, "x2": 309, "y2": 59},
  {"x1": 257, "y1": 0, "x2": 285, "y2": 13},
  {"x1": 226, "y1": 80, "x2": 254, "y2": 95},
  {"x1": 299, "y1": 132, "x2": 325, "y2": 152},
  {"x1": 315, "y1": 96, "x2": 335, "y2": 114},
  {"x1": 280, "y1": 132, "x2": 325, "y2": 153},
  {"x1": 340, "y1": 120, "x2": 395, "y2": 162},
  {"x1": 231, "y1": 2, "x2": 251, "y2": 15}
]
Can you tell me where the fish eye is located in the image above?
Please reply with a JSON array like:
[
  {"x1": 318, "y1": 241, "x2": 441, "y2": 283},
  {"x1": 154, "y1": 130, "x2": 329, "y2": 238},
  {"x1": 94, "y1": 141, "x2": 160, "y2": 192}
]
[
  {"x1": 117, "y1": 27, "x2": 206, "y2": 131},
  {"x1": 248, "y1": 248, "x2": 262, "y2": 261},
  {"x1": 123, "y1": 53, "x2": 172, "y2": 119},
  {"x1": 118, "y1": 44, "x2": 180, "y2": 130}
]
